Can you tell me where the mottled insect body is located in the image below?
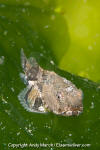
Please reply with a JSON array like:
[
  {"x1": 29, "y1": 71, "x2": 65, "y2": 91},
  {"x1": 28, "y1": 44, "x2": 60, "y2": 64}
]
[{"x1": 18, "y1": 50, "x2": 83, "y2": 116}]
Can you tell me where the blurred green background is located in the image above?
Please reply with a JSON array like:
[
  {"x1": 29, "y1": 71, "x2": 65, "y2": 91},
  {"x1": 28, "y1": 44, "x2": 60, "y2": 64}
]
[{"x1": 0, "y1": 0, "x2": 100, "y2": 150}]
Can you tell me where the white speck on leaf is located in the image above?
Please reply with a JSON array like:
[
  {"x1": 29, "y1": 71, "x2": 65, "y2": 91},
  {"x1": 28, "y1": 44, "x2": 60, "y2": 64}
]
[
  {"x1": 50, "y1": 60, "x2": 54, "y2": 65},
  {"x1": 96, "y1": 33, "x2": 100, "y2": 37},
  {"x1": 3, "y1": 30, "x2": 8, "y2": 36},
  {"x1": 1, "y1": 96, "x2": 7, "y2": 104},
  {"x1": 1, "y1": 126, "x2": 6, "y2": 130},
  {"x1": 17, "y1": 132, "x2": 20, "y2": 136},
  {"x1": 69, "y1": 133, "x2": 72, "y2": 136},
  {"x1": 11, "y1": 87, "x2": 15, "y2": 92},
  {"x1": 40, "y1": 45, "x2": 44, "y2": 49},
  {"x1": 88, "y1": 45, "x2": 93, "y2": 50},
  {"x1": 45, "y1": 137, "x2": 48, "y2": 141},
  {"x1": 44, "y1": 25, "x2": 49, "y2": 29},
  {"x1": 92, "y1": 95, "x2": 95, "y2": 98},
  {"x1": 97, "y1": 86, "x2": 100, "y2": 89},
  {"x1": 83, "y1": 0, "x2": 87, "y2": 3},
  {"x1": 5, "y1": 109, "x2": 11, "y2": 115},
  {"x1": 40, "y1": 53, "x2": 43, "y2": 57},
  {"x1": 51, "y1": 15, "x2": 55, "y2": 20},
  {"x1": 0, "y1": 56, "x2": 5, "y2": 65},
  {"x1": 84, "y1": 78, "x2": 88, "y2": 82},
  {"x1": 0, "y1": 4, "x2": 6, "y2": 8},
  {"x1": 24, "y1": 2, "x2": 30, "y2": 6},
  {"x1": 28, "y1": 129, "x2": 32, "y2": 133},
  {"x1": 0, "y1": 122, "x2": 3, "y2": 126},
  {"x1": 22, "y1": 8, "x2": 26, "y2": 13},
  {"x1": 90, "y1": 102, "x2": 94, "y2": 109}
]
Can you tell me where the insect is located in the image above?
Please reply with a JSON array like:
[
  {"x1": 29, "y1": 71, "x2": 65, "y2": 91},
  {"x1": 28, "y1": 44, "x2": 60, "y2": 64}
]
[{"x1": 18, "y1": 50, "x2": 83, "y2": 116}]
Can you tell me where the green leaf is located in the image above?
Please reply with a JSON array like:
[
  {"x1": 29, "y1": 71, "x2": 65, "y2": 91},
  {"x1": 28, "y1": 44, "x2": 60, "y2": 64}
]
[{"x1": 0, "y1": 1, "x2": 100, "y2": 150}]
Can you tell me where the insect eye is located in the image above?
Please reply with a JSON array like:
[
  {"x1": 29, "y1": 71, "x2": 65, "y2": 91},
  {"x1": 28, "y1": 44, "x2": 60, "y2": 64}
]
[
  {"x1": 58, "y1": 95, "x2": 60, "y2": 99},
  {"x1": 56, "y1": 92, "x2": 62, "y2": 100}
]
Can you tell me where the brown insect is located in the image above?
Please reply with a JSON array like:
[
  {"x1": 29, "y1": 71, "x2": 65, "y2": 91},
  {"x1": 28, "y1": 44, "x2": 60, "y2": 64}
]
[{"x1": 18, "y1": 50, "x2": 83, "y2": 116}]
